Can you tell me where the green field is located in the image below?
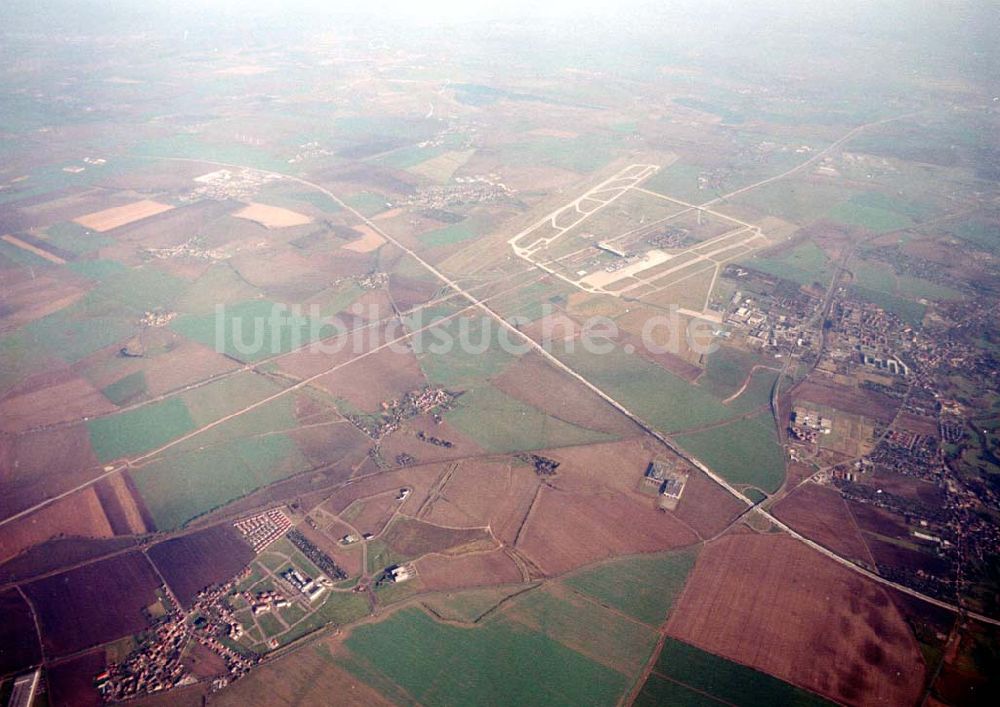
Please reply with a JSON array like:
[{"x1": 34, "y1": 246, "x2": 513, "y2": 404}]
[
  {"x1": 172, "y1": 299, "x2": 337, "y2": 362},
  {"x1": 639, "y1": 638, "x2": 834, "y2": 707},
  {"x1": 557, "y1": 344, "x2": 734, "y2": 434},
  {"x1": 740, "y1": 241, "x2": 835, "y2": 287},
  {"x1": 180, "y1": 371, "x2": 286, "y2": 426},
  {"x1": 133, "y1": 134, "x2": 288, "y2": 173},
  {"x1": 130, "y1": 432, "x2": 308, "y2": 529},
  {"x1": 444, "y1": 384, "x2": 617, "y2": 453},
  {"x1": 827, "y1": 200, "x2": 913, "y2": 234},
  {"x1": 849, "y1": 285, "x2": 926, "y2": 326},
  {"x1": 408, "y1": 310, "x2": 519, "y2": 388},
  {"x1": 101, "y1": 371, "x2": 148, "y2": 406},
  {"x1": 342, "y1": 607, "x2": 629, "y2": 707},
  {"x1": 278, "y1": 592, "x2": 370, "y2": 646},
  {"x1": 24, "y1": 292, "x2": 139, "y2": 364},
  {"x1": 420, "y1": 585, "x2": 532, "y2": 623},
  {"x1": 563, "y1": 549, "x2": 698, "y2": 625},
  {"x1": 674, "y1": 413, "x2": 786, "y2": 493},
  {"x1": 732, "y1": 180, "x2": 857, "y2": 224},
  {"x1": 172, "y1": 263, "x2": 262, "y2": 315},
  {"x1": 43, "y1": 222, "x2": 113, "y2": 256},
  {"x1": 66, "y1": 259, "x2": 127, "y2": 281},
  {"x1": 344, "y1": 191, "x2": 389, "y2": 217},
  {"x1": 644, "y1": 162, "x2": 711, "y2": 204},
  {"x1": 950, "y1": 218, "x2": 1000, "y2": 253},
  {"x1": 700, "y1": 345, "x2": 769, "y2": 399},
  {"x1": 87, "y1": 397, "x2": 196, "y2": 462},
  {"x1": 417, "y1": 221, "x2": 482, "y2": 248},
  {"x1": 500, "y1": 587, "x2": 658, "y2": 676},
  {"x1": 853, "y1": 260, "x2": 961, "y2": 303},
  {"x1": 726, "y1": 368, "x2": 780, "y2": 414}
]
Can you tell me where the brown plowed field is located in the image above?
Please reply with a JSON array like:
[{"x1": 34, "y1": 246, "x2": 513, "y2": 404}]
[
  {"x1": 147, "y1": 526, "x2": 254, "y2": 608},
  {"x1": 24, "y1": 552, "x2": 160, "y2": 656},
  {"x1": 381, "y1": 517, "x2": 492, "y2": 558},
  {"x1": 0, "y1": 424, "x2": 100, "y2": 518},
  {"x1": 94, "y1": 472, "x2": 149, "y2": 535},
  {"x1": 313, "y1": 345, "x2": 427, "y2": 413},
  {"x1": 416, "y1": 549, "x2": 523, "y2": 592},
  {"x1": 526, "y1": 438, "x2": 740, "y2": 538},
  {"x1": 46, "y1": 649, "x2": 106, "y2": 707},
  {"x1": 288, "y1": 422, "x2": 371, "y2": 470},
  {"x1": 491, "y1": 352, "x2": 640, "y2": 437},
  {"x1": 670, "y1": 468, "x2": 747, "y2": 538},
  {"x1": 128, "y1": 341, "x2": 237, "y2": 397},
  {"x1": 0, "y1": 486, "x2": 114, "y2": 564},
  {"x1": 0, "y1": 588, "x2": 42, "y2": 675},
  {"x1": 517, "y1": 487, "x2": 699, "y2": 576},
  {"x1": 0, "y1": 272, "x2": 85, "y2": 330},
  {"x1": 73, "y1": 200, "x2": 174, "y2": 232},
  {"x1": 666, "y1": 534, "x2": 926, "y2": 706},
  {"x1": 772, "y1": 483, "x2": 874, "y2": 565},
  {"x1": 418, "y1": 462, "x2": 541, "y2": 547},
  {"x1": 388, "y1": 274, "x2": 439, "y2": 310},
  {"x1": 0, "y1": 375, "x2": 117, "y2": 432}
]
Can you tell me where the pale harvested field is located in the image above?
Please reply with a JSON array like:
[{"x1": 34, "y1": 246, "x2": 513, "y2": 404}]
[
  {"x1": 341, "y1": 224, "x2": 385, "y2": 253},
  {"x1": 233, "y1": 202, "x2": 312, "y2": 228},
  {"x1": 666, "y1": 533, "x2": 926, "y2": 705},
  {"x1": 0, "y1": 486, "x2": 114, "y2": 563},
  {"x1": 1, "y1": 234, "x2": 66, "y2": 264},
  {"x1": 73, "y1": 200, "x2": 174, "y2": 232}
]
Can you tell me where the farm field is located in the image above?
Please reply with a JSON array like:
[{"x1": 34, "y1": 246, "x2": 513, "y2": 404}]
[
  {"x1": 341, "y1": 607, "x2": 629, "y2": 706},
  {"x1": 147, "y1": 525, "x2": 255, "y2": 607},
  {"x1": 666, "y1": 534, "x2": 926, "y2": 705},
  {"x1": 673, "y1": 413, "x2": 786, "y2": 493},
  {"x1": 563, "y1": 548, "x2": 698, "y2": 625},
  {"x1": 23, "y1": 552, "x2": 160, "y2": 656},
  {"x1": 72, "y1": 200, "x2": 174, "y2": 232},
  {"x1": 131, "y1": 433, "x2": 308, "y2": 530},
  {"x1": 635, "y1": 638, "x2": 834, "y2": 707}
]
